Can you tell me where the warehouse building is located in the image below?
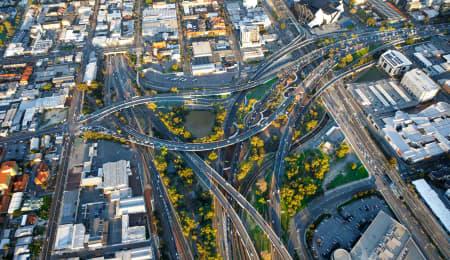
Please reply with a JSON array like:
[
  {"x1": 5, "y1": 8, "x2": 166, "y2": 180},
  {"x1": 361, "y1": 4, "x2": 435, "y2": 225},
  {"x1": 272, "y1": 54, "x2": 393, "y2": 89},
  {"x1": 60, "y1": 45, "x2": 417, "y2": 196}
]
[
  {"x1": 118, "y1": 196, "x2": 146, "y2": 216},
  {"x1": 400, "y1": 68, "x2": 440, "y2": 102},
  {"x1": 54, "y1": 223, "x2": 86, "y2": 251},
  {"x1": 378, "y1": 50, "x2": 412, "y2": 76},
  {"x1": 412, "y1": 179, "x2": 450, "y2": 233},
  {"x1": 114, "y1": 246, "x2": 154, "y2": 259},
  {"x1": 102, "y1": 160, "x2": 130, "y2": 195},
  {"x1": 192, "y1": 41, "x2": 212, "y2": 58}
]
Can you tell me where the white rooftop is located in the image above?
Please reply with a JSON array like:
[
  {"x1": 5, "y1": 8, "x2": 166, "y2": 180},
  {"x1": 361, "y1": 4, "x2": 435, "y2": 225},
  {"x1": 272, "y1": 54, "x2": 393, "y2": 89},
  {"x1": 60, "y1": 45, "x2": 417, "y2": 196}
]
[
  {"x1": 381, "y1": 102, "x2": 450, "y2": 163},
  {"x1": 412, "y1": 179, "x2": 450, "y2": 233},
  {"x1": 102, "y1": 160, "x2": 130, "y2": 192},
  {"x1": 403, "y1": 68, "x2": 440, "y2": 93},
  {"x1": 381, "y1": 49, "x2": 412, "y2": 68}
]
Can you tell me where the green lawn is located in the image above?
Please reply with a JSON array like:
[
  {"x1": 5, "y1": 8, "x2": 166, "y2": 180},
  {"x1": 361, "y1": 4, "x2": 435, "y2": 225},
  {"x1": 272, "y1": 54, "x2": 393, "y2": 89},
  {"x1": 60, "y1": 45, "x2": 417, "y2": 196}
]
[
  {"x1": 355, "y1": 66, "x2": 388, "y2": 83},
  {"x1": 246, "y1": 77, "x2": 278, "y2": 101},
  {"x1": 327, "y1": 164, "x2": 369, "y2": 190}
]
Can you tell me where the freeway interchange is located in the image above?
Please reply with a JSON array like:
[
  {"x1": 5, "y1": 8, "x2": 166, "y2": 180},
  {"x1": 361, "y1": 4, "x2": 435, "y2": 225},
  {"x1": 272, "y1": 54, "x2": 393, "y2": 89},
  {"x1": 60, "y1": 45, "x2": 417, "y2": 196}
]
[{"x1": 3, "y1": 23, "x2": 449, "y2": 260}]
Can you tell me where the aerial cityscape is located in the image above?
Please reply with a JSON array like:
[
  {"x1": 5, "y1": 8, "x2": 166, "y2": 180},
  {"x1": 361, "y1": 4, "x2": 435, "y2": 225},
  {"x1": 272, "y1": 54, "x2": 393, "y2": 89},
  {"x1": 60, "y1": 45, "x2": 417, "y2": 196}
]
[{"x1": 0, "y1": 0, "x2": 448, "y2": 259}]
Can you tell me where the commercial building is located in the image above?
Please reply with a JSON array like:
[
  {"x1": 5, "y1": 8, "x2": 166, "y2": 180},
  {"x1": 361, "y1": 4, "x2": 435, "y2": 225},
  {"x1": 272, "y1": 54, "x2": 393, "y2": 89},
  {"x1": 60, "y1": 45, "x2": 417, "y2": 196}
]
[
  {"x1": 380, "y1": 102, "x2": 450, "y2": 163},
  {"x1": 400, "y1": 68, "x2": 440, "y2": 102},
  {"x1": 378, "y1": 50, "x2": 412, "y2": 76},
  {"x1": 350, "y1": 210, "x2": 425, "y2": 260},
  {"x1": 244, "y1": 0, "x2": 258, "y2": 9},
  {"x1": 102, "y1": 160, "x2": 130, "y2": 194},
  {"x1": 240, "y1": 25, "x2": 261, "y2": 48},
  {"x1": 412, "y1": 179, "x2": 450, "y2": 233}
]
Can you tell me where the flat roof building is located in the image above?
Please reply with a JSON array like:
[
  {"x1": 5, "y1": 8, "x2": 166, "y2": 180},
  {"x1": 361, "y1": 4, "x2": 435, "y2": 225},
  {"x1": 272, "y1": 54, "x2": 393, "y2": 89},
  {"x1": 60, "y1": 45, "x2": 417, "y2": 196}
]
[
  {"x1": 192, "y1": 41, "x2": 212, "y2": 58},
  {"x1": 412, "y1": 179, "x2": 450, "y2": 233},
  {"x1": 60, "y1": 189, "x2": 80, "y2": 224},
  {"x1": 54, "y1": 223, "x2": 86, "y2": 250},
  {"x1": 380, "y1": 102, "x2": 450, "y2": 163},
  {"x1": 118, "y1": 196, "x2": 146, "y2": 216},
  {"x1": 400, "y1": 68, "x2": 440, "y2": 102},
  {"x1": 102, "y1": 160, "x2": 130, "y2": 194},
  {"x1": 8, "y1": 192, "x2": 23, "y2": 214},
  {"x1": 378, "y1": 50, "x2": 412, "y2": 76},
  {"x1": 350, "y1": 210, "x2": 425, "y2": 260},
  {"x1": 240, "y1": 25, "x2": 261, "y2": 48},
  {"x1": 114, "y1": 246, "x2": 154, "y2": 260}
]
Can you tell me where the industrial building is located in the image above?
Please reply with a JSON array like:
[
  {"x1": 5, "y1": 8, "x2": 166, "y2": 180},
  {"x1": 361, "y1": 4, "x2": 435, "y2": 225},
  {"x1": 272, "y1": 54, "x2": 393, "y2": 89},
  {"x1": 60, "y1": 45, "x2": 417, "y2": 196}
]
[
  {"x1": 412, "y1": 179, "x2": 450, "y2": 233},
  {"x1": 378, "y1": 50, "x2": 412, "y2": 76},
  {"x1": 60, "y1": 190, "x2": 80, "y2": 224},
  {"x1": 400, "y1": 68, "x2": 440, "y2": 102},
  {"x1": 114, "y1": 246, "x2": 154, "y2": 259},
  {"x1": 118, "y1": 196, "x2": 146, "y2": 216},
  {"x1": 121, "y1": 214, "x2": 146, "y2": 244},
  {"x1": 142, "y1": 6, "x2": 178, "y2": 38},
  {"x1": 350, "y1": 210, "x2": 425, "y2": 260},
  {"x1": 380, "y1": 102, "x2": 449, "y2": 163},
  {"x1": 192, "y1": 41, "x2": 212, "y2": 58},
  {"x1": 102, "y1": 160, "x2": 131, "y2": 195},
  {"x1": 54, "y1": 223, "x2": 86, "y2": 251}
]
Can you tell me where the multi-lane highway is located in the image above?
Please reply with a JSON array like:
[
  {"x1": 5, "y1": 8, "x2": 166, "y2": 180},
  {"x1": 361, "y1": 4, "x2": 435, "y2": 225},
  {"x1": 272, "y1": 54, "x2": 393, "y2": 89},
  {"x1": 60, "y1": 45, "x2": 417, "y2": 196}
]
[{"x1": 3, "y1": 22, "x2": 449, "y2": 260}]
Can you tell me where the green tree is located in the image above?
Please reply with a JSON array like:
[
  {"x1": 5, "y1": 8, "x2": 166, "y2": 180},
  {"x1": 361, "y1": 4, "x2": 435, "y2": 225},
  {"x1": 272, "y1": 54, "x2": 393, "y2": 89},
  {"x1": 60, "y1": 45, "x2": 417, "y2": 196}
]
[
  {"x1": 89, "y1": 81, "x2": 99, "y2": 89},
  {"x1": 335, "y1": 142, "x2": 350, "y2": 158},
  {"x1": 76, "y1": 83, "x2": 89, "y2": 92},
  {"x1": 42, "y1": 83, "x2": 53, "y2": 90},
  {"x1": 208, "y1": 151, "x2": 218, "y2": 161},
  {"x1": 388, "y1": 157, "x2": 397, "y2": 167},
  {"x1": 366, "y1": 17, "x2": 376, "y2": 26},
  {"x1": 147, "y1": 102, "x2": 157, "y2": 111}
]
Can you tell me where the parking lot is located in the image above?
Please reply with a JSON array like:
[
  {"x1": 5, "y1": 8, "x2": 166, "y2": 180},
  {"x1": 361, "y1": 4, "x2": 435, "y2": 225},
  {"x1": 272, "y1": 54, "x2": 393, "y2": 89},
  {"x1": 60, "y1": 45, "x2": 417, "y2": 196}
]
[{"x1": 311, "y1": 196, "x2": 391, "y2": 259}]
